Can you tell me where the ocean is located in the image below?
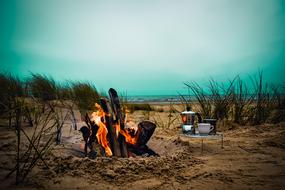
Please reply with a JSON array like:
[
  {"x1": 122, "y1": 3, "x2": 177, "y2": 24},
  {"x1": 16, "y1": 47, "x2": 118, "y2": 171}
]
[{"x1": 126, "y1": 95, "x2": 187, "y2": 104}]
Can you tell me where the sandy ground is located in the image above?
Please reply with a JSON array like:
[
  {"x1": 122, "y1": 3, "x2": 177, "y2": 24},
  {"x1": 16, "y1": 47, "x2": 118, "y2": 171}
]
[{"x1": 0, "y1": 108, "x2": 285, "y2": 190}]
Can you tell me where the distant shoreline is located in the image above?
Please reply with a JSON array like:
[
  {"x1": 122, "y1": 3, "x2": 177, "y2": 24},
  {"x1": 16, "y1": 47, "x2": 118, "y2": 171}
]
[
  {"x1": 126, "y1": 101, "x2": 184, "y2": 105},
  {"x1": 125, "y1": 93, "x2": 285, "y2": 104},
  {"x1": 126, "y1": 95, "x2": 184, "y2": 104}
]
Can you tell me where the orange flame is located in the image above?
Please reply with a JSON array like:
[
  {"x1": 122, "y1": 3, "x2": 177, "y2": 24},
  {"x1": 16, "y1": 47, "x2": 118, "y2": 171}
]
[
  {"x1": 91, "y1": 103, "x2": 113, "y2": 156},
  {"x1": 116, "y1": 122, "x2": 138, "y2": 145},
  {"x1": 120, "y1": 107, "x2": 138, "y2": 145},
  {"x1": 90, "y1": 103, "x2": 138, "y2": 156}
]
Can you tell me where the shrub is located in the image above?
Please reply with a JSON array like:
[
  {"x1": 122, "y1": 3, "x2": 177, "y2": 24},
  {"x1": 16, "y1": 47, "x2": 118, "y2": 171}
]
[
  {"x1": 0, "y1": 73, "x2": 24, "y2": 126},
  {"x1": 251, "y1": 71, "x2": 272, "y2": 125},
  {"x1": 184, "y1": 82, "x2": 213, "y2": 118},
  {"x1": 71, "y1": 82, "x2": 100, "y2": 112},
  {"x1": 232, "y1": 77, "x2": 254, "y2": 124},
  {"x1": 208, "y1": 78, "x2": 235, "y2": 120},
  {"x1": 28, "y1": 74, "x2": 57, "y2": 101}
]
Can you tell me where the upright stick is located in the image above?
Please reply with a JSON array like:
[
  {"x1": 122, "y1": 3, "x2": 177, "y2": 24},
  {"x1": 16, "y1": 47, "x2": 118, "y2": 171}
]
[
  {"x1": 15, "y1": 106, "x2": 21, "y2": 184},
  {"x1": 99, "y1": 98, "x2": 121, "y2": 157},
  {"x1": 108, "y1": 88, "x2": 128, "y2": 157}
]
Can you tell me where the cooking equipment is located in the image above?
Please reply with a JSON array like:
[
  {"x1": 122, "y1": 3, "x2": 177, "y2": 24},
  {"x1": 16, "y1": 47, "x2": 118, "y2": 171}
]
[
  {"x1": 181, "y1": 111, "x2": 202, "y2": 134},
  {"x1": 202, "y1": 119, "x2": 217, "y2": 135},
  {"x1": 198, "y1": 123, "x2": 214, "y2": 135}
]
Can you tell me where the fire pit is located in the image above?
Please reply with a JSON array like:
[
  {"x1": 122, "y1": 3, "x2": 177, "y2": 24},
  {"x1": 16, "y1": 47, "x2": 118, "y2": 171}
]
[{"x1": 79, "y1": 88, "x2": 158, "y2": 158}]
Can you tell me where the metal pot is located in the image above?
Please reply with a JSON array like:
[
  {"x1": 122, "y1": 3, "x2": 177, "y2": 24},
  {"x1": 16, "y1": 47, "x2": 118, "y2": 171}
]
[{"x1": 181, "y1": 111, "x2": 202, "y2": 134}]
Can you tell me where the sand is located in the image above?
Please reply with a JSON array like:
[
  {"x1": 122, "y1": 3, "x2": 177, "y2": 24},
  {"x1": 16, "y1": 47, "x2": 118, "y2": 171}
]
[{"x1": 0, "y1": 108, "x2": 285, "y2": 190}]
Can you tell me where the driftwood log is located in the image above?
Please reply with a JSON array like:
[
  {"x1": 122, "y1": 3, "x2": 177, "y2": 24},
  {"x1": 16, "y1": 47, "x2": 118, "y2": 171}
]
[
  {"x1": 127, "y1": 121, "x2": 159, "y2": 156},
  {"x1": 108, "y1": 88, "x2": 128, "y2": 157},
  {"x1": 99, "y1": 98, "x2": 121, "y2": 156}
]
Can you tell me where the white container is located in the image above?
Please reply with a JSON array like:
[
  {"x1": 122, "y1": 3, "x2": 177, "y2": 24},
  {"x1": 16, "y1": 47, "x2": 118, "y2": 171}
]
[{"x1": 198, "y1": 123, "x2": 214, "y2": 135}]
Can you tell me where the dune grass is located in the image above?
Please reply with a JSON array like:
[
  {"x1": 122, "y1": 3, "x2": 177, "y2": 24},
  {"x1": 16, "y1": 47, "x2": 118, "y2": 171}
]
[
  {"x1": 184, "y1": 72, "x2": 285, "y2": 125},
  {"x1": 184, "y1": 81, "x2": 213, "y2": 118},
  {"x1": 0, "y1": 73, "x2": 103, "y2": 184},
  {"x1": 28, "y1": 74, "x2": 58, "y2": 101},
  {"x1": 70, "y1": 81, "x2": 100, "y2": 113},
  {"x1": 126, "y1": 103, "x2": 154, "y2": 112},
  {"x1": 232, "y1": 77, "x2": 255, "y2": 124}
]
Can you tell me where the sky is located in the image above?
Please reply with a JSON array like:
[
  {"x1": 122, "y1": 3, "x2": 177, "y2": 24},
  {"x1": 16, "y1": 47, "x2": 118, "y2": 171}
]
[{"x1": 0, "y1": 0, "x2": 285, "y2": 95}]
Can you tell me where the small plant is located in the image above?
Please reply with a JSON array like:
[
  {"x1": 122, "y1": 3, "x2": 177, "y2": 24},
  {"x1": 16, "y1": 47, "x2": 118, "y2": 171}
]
[
  {"x1": 71, "y1": 81, "x2": 100, "y2": 113},
  {"x1": 250, "y1": 71, "x2": 272, "y2": 125},
  {"x1": 0, "y1": 73, "x2": 24, "y2": 127},
  {"x1": 57, "y1": 83, "x2": 78, "y2": 130},
  {"x1": 29, "y1": 74, "x2": 58, "y2": 101},
  {"x1": 5, "y1": 99, "x2": 56, "y2": 184},
  {"x1": 208, "y1": 78, "x2": 235, "y2": 120},
  {"x1": 232, "y1": 77, "x2": 255, "y2": 124},
  {"x1": 265, "y1": 84, "x2": 285, "y2": 123},
  {"x1": 184, "y1": 82, "x2": 213, "y2": 118},
  {"x1": 126, "y1": 103, "x2": 153, "y2": 113},
  {"x1": 178, "y1": 92, "x2": 192, "y2": 111},
  {"x1": 47, "y1": 100, "x2": 71, "y2": 145},
  {"x1": 150, "y1": 99, "x2": 179, "y2": 130}
]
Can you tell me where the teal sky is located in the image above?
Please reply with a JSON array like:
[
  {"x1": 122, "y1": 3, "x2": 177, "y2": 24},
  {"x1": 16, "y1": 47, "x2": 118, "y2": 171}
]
[{"x1": 1, "y1": 0, "x2": 285, "y2": 95}]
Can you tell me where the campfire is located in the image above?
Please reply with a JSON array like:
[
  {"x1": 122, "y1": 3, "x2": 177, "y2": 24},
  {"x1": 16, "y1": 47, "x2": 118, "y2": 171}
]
[{"x1": 80, "y1": 88, "x2": 158, "y2": 158}]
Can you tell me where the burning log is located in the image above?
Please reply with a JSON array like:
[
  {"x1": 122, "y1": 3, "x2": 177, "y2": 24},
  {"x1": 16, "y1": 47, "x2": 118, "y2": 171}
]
[
  {"x1": 108, "y1": 88, "x2": 128, "y2": 157},
  {"x1": 99, "y1": 98, "x2": 121, "y2": 157},
  {"x1": 126, "y1": 121, "x2": 159, "y2": 157}
]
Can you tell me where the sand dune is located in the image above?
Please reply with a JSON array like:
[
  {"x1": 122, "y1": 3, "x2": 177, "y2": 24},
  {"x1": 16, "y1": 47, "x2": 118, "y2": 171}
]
[{"x1": 0, "y1": 111, "x2": 285, "y2": 189}]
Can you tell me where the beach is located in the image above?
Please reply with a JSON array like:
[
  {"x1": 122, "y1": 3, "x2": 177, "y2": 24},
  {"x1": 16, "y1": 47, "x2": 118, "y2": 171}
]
[{"x1": 0, "y1": 104, "x2": 285, "y2": 190}]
